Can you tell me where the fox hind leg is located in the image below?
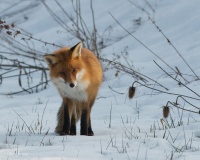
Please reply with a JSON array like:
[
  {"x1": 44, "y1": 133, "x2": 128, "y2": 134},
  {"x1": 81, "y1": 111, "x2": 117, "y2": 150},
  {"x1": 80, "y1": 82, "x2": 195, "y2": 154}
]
[
  {"x1": 87, "y1": 98, "x2": 95, "y2": 136},
  {"x1": 55, "y1": 104, "x2": 64, "y2": 135},
  {"x1": 56, "y1": 100, "x2": 74, "y2": 136}
]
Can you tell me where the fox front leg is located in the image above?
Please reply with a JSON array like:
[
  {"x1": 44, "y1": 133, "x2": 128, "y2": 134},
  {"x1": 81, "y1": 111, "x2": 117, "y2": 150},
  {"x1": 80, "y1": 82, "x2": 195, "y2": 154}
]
[
  {"x1": 80, "y1": 108, "x2": 88, "y2": 135},
  {"x1": 70, "y1": 114, "x2": 76, "y2": 135},
  {"x1": 88, "y1": 116, "x2": 94, "y2": 136},
  {"x1": 80, "y1": 103, "x2": 93, "y2": 136},
  {"x1": 61, "y1": 104, "x2": 70, "y2": 135}
]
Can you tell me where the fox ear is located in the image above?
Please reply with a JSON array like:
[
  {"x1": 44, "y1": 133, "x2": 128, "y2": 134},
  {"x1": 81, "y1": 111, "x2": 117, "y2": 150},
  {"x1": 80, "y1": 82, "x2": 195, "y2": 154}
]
[
  {"x1": 70, "y1": 42, "x2": 82, "y2": 59},
  {"x1": 43, "y1": 54, "x2": 58, "y2": 66}
]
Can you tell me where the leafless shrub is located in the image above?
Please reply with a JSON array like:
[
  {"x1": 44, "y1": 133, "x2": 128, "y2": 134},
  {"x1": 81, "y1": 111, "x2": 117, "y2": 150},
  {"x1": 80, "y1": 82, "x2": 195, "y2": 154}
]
[
  {"x1": 42, "y1": 0, "x2": 101, "y2": 58},
  {"x1": 1, "y1": 0, "x2": 157, "y2": 96},
  {"x1": 0, "y1": 20, "x2": 49, "y2": 95}
]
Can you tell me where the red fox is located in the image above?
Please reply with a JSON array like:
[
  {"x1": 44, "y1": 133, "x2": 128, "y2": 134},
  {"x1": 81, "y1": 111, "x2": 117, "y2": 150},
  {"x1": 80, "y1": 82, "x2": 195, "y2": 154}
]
[{"x1": 43, "y1": 42, "x2": 102, "y2": 136}]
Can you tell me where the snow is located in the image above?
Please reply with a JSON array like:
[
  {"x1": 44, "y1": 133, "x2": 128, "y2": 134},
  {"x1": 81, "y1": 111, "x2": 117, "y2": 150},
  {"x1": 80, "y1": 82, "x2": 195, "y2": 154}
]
[{"x1": 1, "y1": 0, "x2": 200, "y2": 159}]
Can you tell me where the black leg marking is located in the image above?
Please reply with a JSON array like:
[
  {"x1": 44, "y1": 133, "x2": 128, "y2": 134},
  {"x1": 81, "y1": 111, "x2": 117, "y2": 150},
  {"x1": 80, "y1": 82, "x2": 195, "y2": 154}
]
[
  {"x1": 88, "y1": 126, "x2": 94, "y2": 136},
  {"x1": 81, "y1": 109, "x2": 88, "y2": 135},
  {"x1": 62, "y1": 104, "x2": 70, "y2": 135},
  {"x1": 70, "y1": 114, "x2": 76, "y2": 135},
  {"x1": 88, "y1": 117, "x2": 94, "y2": 136},
  {"x1": 88, "y1": 99, "x2": 95, "y2": 136}
]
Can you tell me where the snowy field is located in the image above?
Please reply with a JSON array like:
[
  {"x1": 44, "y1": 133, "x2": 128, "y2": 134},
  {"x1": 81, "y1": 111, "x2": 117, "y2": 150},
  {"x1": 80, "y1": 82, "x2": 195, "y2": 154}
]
[{"x1": 1, "y1": 0, "x2": 200, "y2": 159}]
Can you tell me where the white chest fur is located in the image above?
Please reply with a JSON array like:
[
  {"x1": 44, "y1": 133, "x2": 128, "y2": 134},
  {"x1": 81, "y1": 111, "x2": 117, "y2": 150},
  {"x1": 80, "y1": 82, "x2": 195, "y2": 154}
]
[{"x1": 51, "y1": 71, "x2": 90, "y2": 102}]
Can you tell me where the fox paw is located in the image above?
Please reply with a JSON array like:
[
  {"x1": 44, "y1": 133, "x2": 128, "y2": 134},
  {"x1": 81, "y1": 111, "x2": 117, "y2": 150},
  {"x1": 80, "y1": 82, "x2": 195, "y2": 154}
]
[
  {"x1": 69, "y1": 131, "x2": 76, "y2": 136},
  {"x1": 88, "y1": 131, "x2": 94, "y2": 136},
  {"x1": 60, "y1": 131, "x2": 70, "y2": 136}
]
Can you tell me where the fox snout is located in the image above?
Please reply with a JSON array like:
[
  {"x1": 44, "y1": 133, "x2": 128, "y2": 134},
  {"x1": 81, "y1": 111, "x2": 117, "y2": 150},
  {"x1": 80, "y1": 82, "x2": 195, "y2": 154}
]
[
  {"x1": 69, "y1": 83, "x2": 75, "y2": 88},
  {"x1": 67, "y1": 81, "x2": 77, "y2": 88}
]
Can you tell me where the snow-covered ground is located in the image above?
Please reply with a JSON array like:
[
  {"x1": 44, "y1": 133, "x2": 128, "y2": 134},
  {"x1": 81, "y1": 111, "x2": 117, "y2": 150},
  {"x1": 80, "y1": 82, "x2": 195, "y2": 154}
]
[{"x1": 1, "y1": 0, "x2": 200, "y2": 159}]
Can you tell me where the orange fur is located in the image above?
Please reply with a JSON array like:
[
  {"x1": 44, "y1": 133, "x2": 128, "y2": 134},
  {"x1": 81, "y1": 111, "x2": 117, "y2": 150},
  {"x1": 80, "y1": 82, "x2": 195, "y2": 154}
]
[{"x1": 44, "y1": 42, "x2": 102, "y2": 136}]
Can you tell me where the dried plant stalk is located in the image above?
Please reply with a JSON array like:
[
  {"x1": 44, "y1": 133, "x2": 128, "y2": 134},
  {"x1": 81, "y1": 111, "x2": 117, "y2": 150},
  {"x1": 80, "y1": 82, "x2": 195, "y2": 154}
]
[
  {"x1": 128, "y1": 86, "x2": 136, "y2": 99},
  {"x1": 163, "y1": 106, "x2": 170, "y2": 118}
]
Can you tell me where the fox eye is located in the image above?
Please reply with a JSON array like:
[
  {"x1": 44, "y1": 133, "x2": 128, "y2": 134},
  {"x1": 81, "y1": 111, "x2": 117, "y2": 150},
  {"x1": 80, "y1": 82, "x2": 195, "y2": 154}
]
[
  {"x1": 59, "y1": 71, "x2": 65, "y2": 76},
  {"x1": 72, "y1": 68, "x2": 76, "y2": 73}
]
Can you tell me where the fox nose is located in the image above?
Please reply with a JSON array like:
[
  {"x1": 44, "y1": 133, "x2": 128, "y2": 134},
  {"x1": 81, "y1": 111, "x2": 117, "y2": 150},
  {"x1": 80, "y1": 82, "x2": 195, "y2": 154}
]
[{"x1": 69, "y1": 83, "x2": 75, "y2": 88}]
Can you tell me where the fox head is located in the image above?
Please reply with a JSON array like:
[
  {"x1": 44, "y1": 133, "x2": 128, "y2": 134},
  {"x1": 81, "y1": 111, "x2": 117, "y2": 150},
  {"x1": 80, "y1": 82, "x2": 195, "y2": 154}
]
[{"x1": 43, "y1": 42, "x2": 87, "y2": 90}]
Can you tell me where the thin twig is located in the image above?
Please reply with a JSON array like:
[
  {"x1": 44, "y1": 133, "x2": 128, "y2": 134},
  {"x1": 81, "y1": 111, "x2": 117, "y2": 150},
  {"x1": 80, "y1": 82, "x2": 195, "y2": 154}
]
[
  {"x1": 13, "y1": 110, "x2": 32, "y2": 135},
  {"x1": 40, "y1": 100, "x2": 49, "y2": 134},
  {"x1": 90, "y1": 0, "x2": 99, "y2": 58},
  {"x1": 176, "y1": 95, "x2": 200, "y2": 110},
  {"x1": 154, "y1": 60, "x2": 200, "y2": 98},
  {"x1": 101, "y1": 57, "x2": 168, "y2": 90},
  {"x1": 149, "y1": 17, "x2": 199, "y2": 80},
  {"x1": 132, "y1": 81, "x2": 200, "y2": 101},
  {"x1": 166, "y1": 101, "x2": 199, "y2": 114},
  {"x1": 0, "y1": 80, "x2": 50, "y2": 95},
  {"x1": 40, "y1": 128, "x2": 50, "y2": 146},
  {"x1": 109, "y1": 101, "x2": 112, "y2": 128},
  {"x1": 108, "y1": 86, "x2": 125, "y2": 95},
  {"x1": 109, "y1": 12, "x2": 177, "y2": 74}
]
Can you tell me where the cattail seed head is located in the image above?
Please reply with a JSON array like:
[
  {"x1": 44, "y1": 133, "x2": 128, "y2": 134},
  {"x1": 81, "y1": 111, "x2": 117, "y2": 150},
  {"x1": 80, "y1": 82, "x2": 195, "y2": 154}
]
[
  {"x1": 163, "y1": 106, "x2": 170, "y2": 118},
  {"x1": 128, "y1": 86, "x2": 136, "y2": 99}
]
